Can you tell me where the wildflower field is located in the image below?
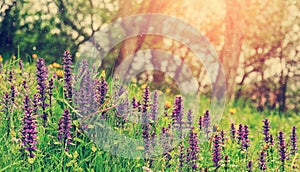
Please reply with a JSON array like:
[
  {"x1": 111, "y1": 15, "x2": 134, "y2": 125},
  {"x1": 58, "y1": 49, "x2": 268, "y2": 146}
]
[{"x1": 0, "y1": 52, "x2": 299, "y2": 172}]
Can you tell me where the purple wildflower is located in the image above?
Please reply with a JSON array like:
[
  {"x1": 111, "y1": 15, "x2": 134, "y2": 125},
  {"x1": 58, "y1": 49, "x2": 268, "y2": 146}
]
[
  {"x1": 142, "y1": 86, "x2": 150, "y2": 117},
  {"x1": 186, "y1": 127, "x2": 199, "y2": 170},
  {"x1": 242, "y1": 125, "x2": 250, "y2": 151},
  {"x1": 259, "y1": 150, "x2": 267, "y2": 171},
  {"x1": 278, "y1": 131, "x2": 286, "y2": 170},
  {"x1": 179, "y1": 144, "x2": 185, "y2": 171},
  {"x1": 36, "y1": 58, "x2": 48, "y2": 125},
  {"x1": 150, "y1": 91, "x2": 158, "y2": 151},
  {"x1": 290, "y1": 126, "x2": 298, "y2": 156},
  {"x1": 230, "y1": 123, "x2": 236, "y2": 141},
  {"x1": 74, "y1": 60, "x2": 97, "y2": 117},
  {"x1": 2, "y1": 93, "x2": 10, "y2": 115},
  {"x1": 141, "y1": 86, "x2": 150, "y2": 124},
  {"x1": 172, "y1": 96, "x2": 184, "y2": 139},
  {"x1": 237, "y1": 124, "x2": 244, "y2": 144},
  {"x1": 224, "y1": 155, "x2": 229, "y2": 170},
  {"x1": 21, "y1": 95, "x2": 38, "y2": 158},
  {"x1": 132, "y1": 97, "x2": 139, "y2": 109},
  {"x1": 262, "y1": 119, "x2": 270, "y2": 143},
  {"x1": 187, "y1": 109, "x2": 193, "y2": 129},
  {"x1": 142, "y1": 86, "x2": 151, "y2": 157},
  {"x1": 150, "y1": 91, "x2": 158, "y2": 122},
  {"x1": 10, "y1": 85, "x2": 15, "y2": 104},
  {"x1": 203, "y1": 110, "x2": 211, "y2": 136},
  {"x1": 212, "y1": 134, "x2": 222, "y2": 167},
  {"x1": 131, "y1": 97, "x2": 141, "y2": 121},
  {"x1": 116, "y1": 97, "x2": 129, "y2": 128},
  {"x1": 8, "y1": 70, "x2": 13, "y2": 83},
  {"x1": 62, "y1": 51, "x2": 73, "y2": 103},
  {"x1": 23, "y1": 80, "x2": 28, "y2": 93},
  {"x1": 161, "y1": 127, "x2": 172, "y2": 168},
  {"x1": 247, "y1": 160, "x2": 253, "y2": 172},
  {"x1": 269, "y1": 134, "x2": 274, "y2": 146},
  {"x1": 142, "y1": 123, "x2": 151, "y2": 158},
  {"x1": 58, "y1": 109, "x2": 72, "y2": 151},
  {"x1": 198, "y1": 116, "x2": 203, "y2": 131},
  {"x1": 32, "y1": 94, "x2": 39, "y2": 115},
  {"x1": 94, "y1": 77, "x2": 108, "y2": 106},
  {"x1": 220, "y1": 130, "x2": 226, "y2": 145}
]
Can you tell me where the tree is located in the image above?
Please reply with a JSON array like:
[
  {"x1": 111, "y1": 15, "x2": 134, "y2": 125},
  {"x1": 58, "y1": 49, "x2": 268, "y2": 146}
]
[{"x1": 0, "y1": 0, "x2": 118, "y2": 62}]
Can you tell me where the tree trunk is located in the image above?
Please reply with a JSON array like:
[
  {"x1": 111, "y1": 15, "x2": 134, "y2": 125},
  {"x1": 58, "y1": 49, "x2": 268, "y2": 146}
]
[{"x1": 215, "y1": 0, "x2": 245, "y2": 101}]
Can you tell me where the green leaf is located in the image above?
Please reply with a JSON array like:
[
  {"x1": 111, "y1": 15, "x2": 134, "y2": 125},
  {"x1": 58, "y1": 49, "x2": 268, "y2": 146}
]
[
  {"x1": 65, "y1": 151, "x2": 73, "y2": 158},
  {"x1": 66, "y1": 160, "x2": 76, "y2": 167},
  {"x1": 73, "y1": 151, "x2": 79, "y2": 159},
  {"x1": 73, "y1": 137, "x2": 84, "y2": 143},
  {"x1": 73, "y1": 120, "x2": 80, "y2": 127}
]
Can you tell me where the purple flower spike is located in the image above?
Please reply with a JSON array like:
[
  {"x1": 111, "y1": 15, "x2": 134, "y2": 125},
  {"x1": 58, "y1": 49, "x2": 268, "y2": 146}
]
[
  {"x1": 262, "y1": 119, "x2": 270, "y2": 143},
  {"x1": 141, "y1": 86, "x2": 150, "y2": 125},
  {"x1": 247, "y1": 160, "x2": 253, "y2": 172},
  {"x1": 32, "y1": 93, "x2": 39, "y2": 115},
  {"x1": 161, "y1": 127, "x2": 172, "y2": 168},
  {"x1": 36, "y1": 58, "x2": 48, "y2": 125},
  {"x1": 230, "y1": 123, "x2": 236, "y2": 141},
  {"x1": 21, "y1": 95, "x2": 38, "y2": 158},
  {"x1": 198, "y1": 116, "x2": 203, "y2": 131},
  {"x1": 237, "y1": 124, "x2": 244, "y2": 144},
  {"x1": 172, "y1": 96, "x2": 184, "y2": 139},
  {"x1": 242, "y1": 125, "x2": 250, "y2": 151},
  {"x1": 212, "y1": 134, "x2": 222, "y2": 167},
  {"x1": 220, "y1": 130, "x2": 226, "y2": 145},
  {"x1": 8, "y1": 71, "x2": 13, "y2": 83},
  {"x1": 269, "y1": 134, "x2": 274, "y2": 146},
  {"x1": 278, "y1": 131, "x2": 286, "y2": 170},
  {"x1": 62, "y1": 51, "x2": 73, "y2": 103},
  {"x1": 179, "y1": 144, "x2": 185, "y2": 170},
  {"x1": 94, "y1": 77, "x2": 108, "y2": 106},
  {"x1": 142, "y1": 86, "x2": 150, "y2": 116},
  {"x1": 132, "y1": 97, "x2": 139, "y2": 109},
  {"x1": 58, "y1": 109, "x2": 72, "y2": 151},
  {"x1": 23, "y1": 80, "x2": 28, "y2": 92},
  {"x1": 259, "y1": 151, "x2": 267, "y2": 171},
  {"x1": 10, "y1": 85, "x2": 15, "y2": 104},
  {"x1": 141, "y1": 86, "x2": 151, "y2": 157},
  {"x1": 150, "y1": 91, "x2": 158, "y2": 122},
  {"x1": 142, "y1": 123, "x2": 151, "y2": 157},
  {"x1": 186, "y1": 127, "x2": 199, "y2": 170},
  {"x1": 224, "y1": 155, "x2": 229, "y2": 170},
  {"x1": 290, "y1": 126, "x2": 298, "y2": 156},
  {"x1": 2, "y1": 92, "x2": 10, "y2": 115},
  {"x1": 203, "y1": 110, "x2": 211, "y2": 136},
  {"x1": 187, "y1": 109, "x2": 193, "y2": 129},
  {"x1": 74, "y1": 60, "x2": 97, "y2": 117}
]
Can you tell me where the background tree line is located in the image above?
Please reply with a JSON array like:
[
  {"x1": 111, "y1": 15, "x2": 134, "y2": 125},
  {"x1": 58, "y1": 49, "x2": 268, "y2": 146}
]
[{"x1": 0, "y1": 0, "x2": 299, "y2": 114}]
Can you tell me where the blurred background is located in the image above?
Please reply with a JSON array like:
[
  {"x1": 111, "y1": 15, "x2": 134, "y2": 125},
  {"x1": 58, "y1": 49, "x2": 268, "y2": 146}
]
[{"x1": 0, "y1": 0, "x2": 299, "y2": 114}]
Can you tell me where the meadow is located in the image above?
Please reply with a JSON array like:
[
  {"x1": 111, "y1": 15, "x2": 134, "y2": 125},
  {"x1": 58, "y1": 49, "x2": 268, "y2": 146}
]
[{"x1": 0, "y1": 51, "x2": 299, "y2": 172}]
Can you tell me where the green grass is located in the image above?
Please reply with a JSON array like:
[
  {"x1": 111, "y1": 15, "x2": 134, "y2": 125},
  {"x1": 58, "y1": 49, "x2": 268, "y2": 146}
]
[{"x1": 0, "y1": 57, "x2": 299, "y2": 172}]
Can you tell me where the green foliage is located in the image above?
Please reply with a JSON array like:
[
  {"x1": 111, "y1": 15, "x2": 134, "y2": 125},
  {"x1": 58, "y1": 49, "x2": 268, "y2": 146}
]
[{"x1": 0, "y1": 0, "x2": 118, "y2": 63}]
